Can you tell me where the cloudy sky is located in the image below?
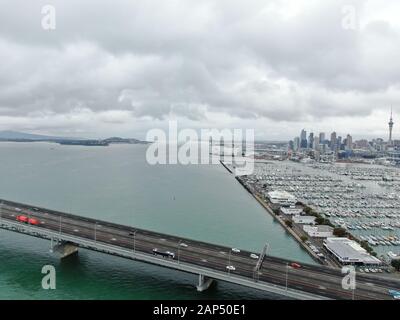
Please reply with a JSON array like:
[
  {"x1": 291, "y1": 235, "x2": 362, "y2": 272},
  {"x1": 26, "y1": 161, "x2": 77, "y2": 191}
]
[{"x1": 0, "y1": 0, "x2": 399, "y2": 140}]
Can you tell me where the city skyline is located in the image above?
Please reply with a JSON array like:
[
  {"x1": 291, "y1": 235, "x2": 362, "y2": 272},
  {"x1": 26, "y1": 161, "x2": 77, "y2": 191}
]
[
  {"x1": 292, "y1": 109, "x2": 395, "y2": 142},
  {"x1": 289, "y1": 109, "x2": 398, "y2": 158}
]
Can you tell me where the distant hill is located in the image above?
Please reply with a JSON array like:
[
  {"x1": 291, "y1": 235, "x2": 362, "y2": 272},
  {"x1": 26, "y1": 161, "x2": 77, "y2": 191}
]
[
  {"x1": 102, "y1": 137, "x2": 149, "y2": 144},
  {"x1": 0, "y1": 131, "x2": 149, "y2": 145}
]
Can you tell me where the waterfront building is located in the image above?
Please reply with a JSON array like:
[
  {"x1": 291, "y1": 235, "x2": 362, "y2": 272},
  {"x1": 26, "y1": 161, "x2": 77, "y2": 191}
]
[
  {"x1": 293, "y1": 215, "x2": 316, "y2": 225},
  {"x1": 303, "y1": 225, "x2": 333, "y2": 238},
  {"x1": 323, "y1": 238, "x2": 381, "y2": 265},
  {"x1": 267, "y1": 190, "x2": 297, "y2": 206},
  {"x1": 280, "y1": 207, "x2": 303, "y2": 215}
]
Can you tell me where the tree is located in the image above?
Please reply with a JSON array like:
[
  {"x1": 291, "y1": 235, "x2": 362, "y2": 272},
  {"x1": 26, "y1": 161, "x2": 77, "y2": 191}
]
[
  {"x1": 391, "y1": 259, "x2": 400, "y2": 271},
  {"x1": 360, "y1": 241, "x2": 374, "y2": 254},
  {"x1": 304, "y1": 206, "x2": 312, "y2": 214},
  {"x1": 273, "y1": 208, "x2": 280, "y2": 215},
  {"x1": 333, "y1": 227, "x2": 347, "y2": 237},
  {"x1": 315, "y1": 217, "x2": 334, "y2": 227},
  {"x1": 300, "y1": 235, "x2": 308, "y2": 242},
  {"x1": 285, "y1": 220, "x2": 293, "y2": 228},
  {"x1": 315, "y1": 217, "x2": 326, "y2": 225}
]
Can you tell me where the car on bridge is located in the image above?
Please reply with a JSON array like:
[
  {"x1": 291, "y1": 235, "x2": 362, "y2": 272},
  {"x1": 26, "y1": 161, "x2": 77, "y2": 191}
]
[
  {"x1": 231, "y1": 248, "x2": 240, "y2": 253},
  {"x1": 16, "y1": 215, "x2": 29, "y2": 223},
  {"x1": 226, "y1": 265, "x2": 236, "y2": 271},
  {"x1": 28, "y1": 218, "x2": 39, "y2": 225},
  {"x1": 152, "y1": 248, "x2": 175, "y2": 259},
  {"x1": 290, "y1": 262, "x2": 302, "y2": 269},
  {"x1": 250, "y1": 253, "x2": 259, "y2": 259},
  {"x1": 389, "y1": 290, "x2": 400, "y2": 299},
  {"x1": 16, "y1": 215, "x2": 40, "y2": 225}
]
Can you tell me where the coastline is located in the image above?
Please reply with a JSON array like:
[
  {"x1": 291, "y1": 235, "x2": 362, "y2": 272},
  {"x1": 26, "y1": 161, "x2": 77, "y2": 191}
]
[
  {"x1": 219, "y1": 160, "x2": 233, "y2": 174},
  {"x1": 246, "y1": 187, "x2": 323, "y2": 264},
  {"x1": 221, "y1": 160, "x2": 323, "y2": 264}
]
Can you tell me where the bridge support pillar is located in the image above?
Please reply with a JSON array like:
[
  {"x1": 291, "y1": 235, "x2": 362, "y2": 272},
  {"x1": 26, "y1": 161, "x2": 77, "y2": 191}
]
[
  {"x1": 53, "y1": 241, "x2": 78, "y2": 259},
  {"x1": 196, "y1": 274, "x2": 214, "y2": 292}
]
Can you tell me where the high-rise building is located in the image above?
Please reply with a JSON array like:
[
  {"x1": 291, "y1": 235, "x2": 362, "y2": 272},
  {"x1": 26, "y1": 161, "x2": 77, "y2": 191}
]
[
  {"x1": 337, "y1": 136, "x2": 342, "y2": 150},
  {"x1": 389, "y1": 107, "x2": 394, "y2": 146},
  {"x1": 308, "y1": 132, "x2": 314, "y2": 149},
  {"x1": 330, "y1": 132, "x2": 337, "y2": 151},
  {"x1": 294, "y1": 137, "x2": 300, "y2": 151},
  {"x1": 288, "y1": 140, "x2": 294, "y2": 151},
  {"x1": 300, "y1": 129, "x2": 307, "y2": 149},
  {"x1": 319, "y1": 132, "x2": 325, "y2": 144},
  {"x1": 346, "y1": 134, "x2": 353, "y2": 150},
  {"x1": 313, "y1": 136, "x2": 320, "y2": 151}
]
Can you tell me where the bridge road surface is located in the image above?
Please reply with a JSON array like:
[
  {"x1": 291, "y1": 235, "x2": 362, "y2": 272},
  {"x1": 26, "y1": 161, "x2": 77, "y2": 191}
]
[{"x1": 0, "y1": 199, "x2": 399, "y2": 300}]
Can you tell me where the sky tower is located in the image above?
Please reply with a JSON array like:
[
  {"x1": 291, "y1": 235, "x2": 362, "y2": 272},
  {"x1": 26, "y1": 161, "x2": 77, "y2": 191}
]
[{"x1": 389, "y1": 107, "x2": 394, "y2": 146}]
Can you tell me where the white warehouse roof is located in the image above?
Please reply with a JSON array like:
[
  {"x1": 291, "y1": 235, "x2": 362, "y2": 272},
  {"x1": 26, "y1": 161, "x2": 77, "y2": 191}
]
[
  {"x1": 324, "y1": 237, "x2": 381, "y2": 265},
  {"x1": 267, "y1": 191, "x2": 297, "y2": 206}
]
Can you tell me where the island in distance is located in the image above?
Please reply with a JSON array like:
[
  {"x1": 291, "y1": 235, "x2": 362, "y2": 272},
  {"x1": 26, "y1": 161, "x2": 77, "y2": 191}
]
[{"x1": 0, "y1": 130, "x2": 149, "y2": 146}]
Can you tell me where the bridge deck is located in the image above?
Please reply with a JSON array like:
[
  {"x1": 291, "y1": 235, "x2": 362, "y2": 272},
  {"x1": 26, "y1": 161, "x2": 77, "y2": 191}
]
[{"x1": 0, "y1": 198, "x2": 399, "y2": 300}]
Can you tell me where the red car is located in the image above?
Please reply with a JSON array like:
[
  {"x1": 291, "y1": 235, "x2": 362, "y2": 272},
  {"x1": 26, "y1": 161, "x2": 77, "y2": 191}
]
[
  {"x1": 28, "y1": 218, "x2": 39, "y2": 225},
  {"x1": 16, "y1": 215, "x2": 29, "y2": 223},
  {"x1": 290, "y1": 262, "x2": 302, "y2": 269}
]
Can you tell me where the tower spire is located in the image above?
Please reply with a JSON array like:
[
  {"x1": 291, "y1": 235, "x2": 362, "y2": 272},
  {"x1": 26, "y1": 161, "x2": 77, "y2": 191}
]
[{"x1": 388, "y1": 107, "x2": 394, "y2": 146}]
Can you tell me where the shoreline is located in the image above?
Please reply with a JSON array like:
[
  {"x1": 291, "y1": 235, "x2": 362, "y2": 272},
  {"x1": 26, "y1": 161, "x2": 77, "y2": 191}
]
[
  {"x1": 235, "y1": 176, "x2": 323, "y2": 264},
  {"x1": 221, "y1": 160, "x2": 324, "y2": 265},
  {"x1": 219, "y1": 160, "x2": 233, "y2": 174}
]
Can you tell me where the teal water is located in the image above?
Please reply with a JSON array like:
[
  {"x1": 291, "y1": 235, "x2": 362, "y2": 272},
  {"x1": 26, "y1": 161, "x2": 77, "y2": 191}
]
[{"x1": 0, "y1": 142, "x2": 313, "y2": 299}]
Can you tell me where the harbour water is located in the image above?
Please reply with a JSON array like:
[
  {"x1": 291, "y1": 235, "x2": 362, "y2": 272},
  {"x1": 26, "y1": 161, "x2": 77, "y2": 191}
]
[{"x1": 0, "y1": 142, "x2": 313, "y2": 299}]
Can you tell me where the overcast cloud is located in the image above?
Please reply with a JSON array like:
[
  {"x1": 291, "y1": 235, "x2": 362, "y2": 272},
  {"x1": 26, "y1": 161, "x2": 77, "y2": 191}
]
[{"x1": 0, "y1": 0, "x2": 399, "y2": 140}]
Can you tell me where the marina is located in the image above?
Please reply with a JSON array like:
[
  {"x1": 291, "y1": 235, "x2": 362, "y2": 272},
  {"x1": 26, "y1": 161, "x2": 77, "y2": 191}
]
[{"x1": 242, "y1": 160, "x2": 400, "y2": 263}]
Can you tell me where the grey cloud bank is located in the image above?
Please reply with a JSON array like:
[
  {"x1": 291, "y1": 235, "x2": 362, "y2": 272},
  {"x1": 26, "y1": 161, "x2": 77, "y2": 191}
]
[{"x1": 0, "y1": 0, "x2": 399, "y2": 139}]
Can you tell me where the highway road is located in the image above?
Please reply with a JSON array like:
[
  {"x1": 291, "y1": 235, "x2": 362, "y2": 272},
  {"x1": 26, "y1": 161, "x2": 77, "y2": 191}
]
[{"x1": 0, "y1": 199, "x2": 399, "y2": 300}]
